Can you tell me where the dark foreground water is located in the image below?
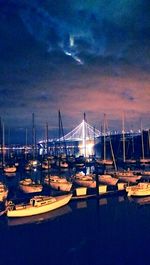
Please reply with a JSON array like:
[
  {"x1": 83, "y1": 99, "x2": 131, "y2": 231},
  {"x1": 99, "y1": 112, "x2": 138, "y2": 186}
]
[{"x1": 0, "y1": 194, "x2": 150, "y2": 265}]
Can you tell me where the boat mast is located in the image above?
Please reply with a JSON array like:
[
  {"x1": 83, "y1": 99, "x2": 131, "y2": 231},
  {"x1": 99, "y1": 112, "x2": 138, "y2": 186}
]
[
  {"x1": 0, "y1": 118, "x2": 2, "y2": 164},
  {"x1": 7, "y1": 127, "x2": 10, "y2": 160},
  {"x1": 45, "y1": 122, "x2": 49, "y2": 156},
  {"x1": 82, "y1": 113, "x2": 86, "y2": 158},
  {"x1": 105, "y1": 118, "x2": 117, "y2": 171},
  {"x1": 32, "y1": 113, "x2": 36, "y2": 160},
  {"x1": 25, "y1": 128, "x2": 28, "y2": 160},
  {"x1": 141, "y1": 120, "x2": 145, "y2": 160},
  {"x1": 148, "y1": 129, "x2": 150, "y2": 157},
  {"x1": 58, "y1": 110, "x2": 67, "y2": 157},
  {"x1": 131, "y1": 132, "x2": 135, "y2": 157},
  {"x1": 58, "y1": 110, "x2": 61, "y2": 157},
  {"x1": 103, "y1": 114, "x2": 106, "y2": 161},
  {"x1": 93, "y1": 126, "x2": 96, "y2": 157},
  {"x1": 2, "y1": 121, "x2": 5, "y2": 167},
  {"x1": 122, "y1": 112, "x2": 126, "y2": 163}
]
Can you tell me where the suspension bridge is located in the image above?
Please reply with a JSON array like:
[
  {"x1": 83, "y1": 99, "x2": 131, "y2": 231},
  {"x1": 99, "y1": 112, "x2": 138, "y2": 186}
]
[
  {"x1": 39, "y1": 117, "x2": 102, "y2": 144},
  {"x1": 59, "y1": 119, "x2": 101, "y2": 142},
  {"x1": 38, "y1": 116, "x2": 141, "y2": 157},
  {"x1": 38, "y1": 117, "x2": 102, "y2": 156}
]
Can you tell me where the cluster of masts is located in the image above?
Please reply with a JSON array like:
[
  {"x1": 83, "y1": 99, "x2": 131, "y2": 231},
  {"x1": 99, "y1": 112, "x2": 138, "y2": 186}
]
[
  {"x1": 0, "y1": 149, "x2": 150, "y2": 218},
  {"x1": 0, "y1": 111, "x2": 150, "y2": 168},
  {"x1": 0, "y1": 116, "x2": 150, "y2": 218}
]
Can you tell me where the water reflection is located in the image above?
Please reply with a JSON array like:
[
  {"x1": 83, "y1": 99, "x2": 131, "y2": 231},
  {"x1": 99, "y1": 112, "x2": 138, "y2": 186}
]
[
  {"x1": 118, "y1": 196, "x2": 125, "y2": 202},
  {"x1": 128, "y1": 196, "x2": 150, "y2": 206},
  {"x1": 4, "y1": 173, "x2": 16, "y2": 178},
  {"x1": 76, "y1": 201, "x2": 87, "y2": 209},
  {"x1": 7, "y1": 205, "x2": 72, "y2": 227},
  {"x1": 99, "y1": 198, "x2": 108, "y2": 205},
  {"x1": 0, "y1": 190, "x2": 150, "y2": 265}
]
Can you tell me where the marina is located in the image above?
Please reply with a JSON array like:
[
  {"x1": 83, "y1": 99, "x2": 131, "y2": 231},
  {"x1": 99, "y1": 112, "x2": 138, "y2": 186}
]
[
  {"x1": 0, "y1": 139, "x2": 150, "y2": 264},
  {"x1": 1, "y1": 1, "x2": 150, "y2": 264},
  {"x1": 0, "y1": 117, "x2": 149, "y2": 265},
  {"x1": 0, "y1": 179, "x2": 150, "y2": 265}
]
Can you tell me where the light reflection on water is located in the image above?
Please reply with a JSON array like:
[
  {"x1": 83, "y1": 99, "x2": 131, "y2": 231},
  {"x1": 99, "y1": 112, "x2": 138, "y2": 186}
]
[
  {"x1": 7, "y1": 205, "x2": 72, "y2": 227},
  {"x1": 0, "y1": 166, "x2": 150, "y2": 265},
  {"x1": 128, "y1": 195, "x2": 150, "y2": 206},
  {"x1": 0, "y1": 192, "x2": 150, "y2": 265}
]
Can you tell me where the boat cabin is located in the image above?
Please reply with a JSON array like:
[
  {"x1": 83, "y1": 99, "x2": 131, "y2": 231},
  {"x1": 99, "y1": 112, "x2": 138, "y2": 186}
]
[{"x1": 30, "y1": 196, "x2": 56, "y2": 207}]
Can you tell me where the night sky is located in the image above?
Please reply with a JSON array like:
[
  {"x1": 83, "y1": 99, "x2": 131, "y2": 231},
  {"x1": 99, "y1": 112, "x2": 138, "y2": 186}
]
[{"x1": 0, "y1": 0, "x2": 150, "y2": 143}]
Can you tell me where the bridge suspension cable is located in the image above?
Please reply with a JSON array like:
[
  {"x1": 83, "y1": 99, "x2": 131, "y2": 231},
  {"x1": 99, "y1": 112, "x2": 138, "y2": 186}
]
[{"x1": 59, "y1": 119, "x2": 101, "y2": 142}]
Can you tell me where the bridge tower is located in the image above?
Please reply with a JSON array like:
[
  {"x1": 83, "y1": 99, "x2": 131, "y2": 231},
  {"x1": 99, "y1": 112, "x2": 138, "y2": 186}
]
[{"x1": 59, "y1": 114, "x2": 101, "y2": 157}]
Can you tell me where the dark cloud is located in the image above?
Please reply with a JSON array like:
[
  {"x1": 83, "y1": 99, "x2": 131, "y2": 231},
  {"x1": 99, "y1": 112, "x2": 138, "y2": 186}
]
[
  {"x1": 0, "y1": 0, "x2": 150, "y2": 143},
  {"x1": 1, "y1": 0, "x2": 150, "y2": 63}
]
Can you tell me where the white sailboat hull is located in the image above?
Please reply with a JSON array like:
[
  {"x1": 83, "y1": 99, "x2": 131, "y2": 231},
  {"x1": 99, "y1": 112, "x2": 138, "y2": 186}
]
[
  {"x1": 96, "y1": 159, "x2": 113, "y2": 165},
  {"x1": 73, "y1": 173, "x2": 96, "y2": 188},
  {"x1": 74, "y1": 179, "x2": 96, "y2": 188},
  {"x1": 140, "y1": 158, "x2": 150, "y2": 164},
  {"x1": 127, "y1": 183, "x2": 150, "y2": 197},
  {"x1": 117, "y1": 176, "x2": 141, "y2": 183},
  {"x1": 0, "y1": 182, "x2": 8, "y2": 202},
  {"x1": 19, "y1": 179, "x2": 43, "y2": 193},
  {"x1": 7, "y1": 194, "x2": 72, "y2": 217},
  {"x1": 20, "y1": 184, "x2": 43, "y2": 193},
  {"x1": 49, "y1": 182, "x2": 72, "y2": 192},
  {"x1": 4, "y1": 166, "x2": 17, "y2": 173},
  {"x1": 0, "y1": 190, "x2": 8, "y2": 202},
  {"x1": 45, "y1": 176, "x2": 72, "y2": 192},
  {"x1": 115, "y1": 171, "x2": 142, "y2": 183},
  {"x1": 99, "y1": 174, "x2": 118, "y2": 186}
]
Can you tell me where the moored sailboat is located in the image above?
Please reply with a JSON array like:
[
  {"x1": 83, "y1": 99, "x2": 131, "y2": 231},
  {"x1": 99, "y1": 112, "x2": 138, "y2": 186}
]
[
  {"x1": 7, "y1": 193, "x2": 72, "y2": 218},
  {"x1": 44, "y1": 175, "x2": 72, "y2": 192},
  {"x1": 19, "y1": 178, "x2": 43, "y2": 193},
  {"x1": 98, "y1": 174, "x2": 118, "y2": 186},
  {"x1": 73, "y1": 172, "x2": 96, "y2": 188},
  {"x1": 0, "y1": 120, "x2": 17, "y2": 174},
  {"x1": 0, "y1": 182, "x2": 8, "y2": 202},
  {"x1": 41, "y1": 159, "x2": 51, "y2": 170},
  {"x1": 126, "y1": 182, "x2": 150, "y2": 197},
  {"x1": 114, "y1": 169, "x2": 142, "y2": 183},
  {"x1": 4, "y1": 165, "x2": 17, "y2": 173}
]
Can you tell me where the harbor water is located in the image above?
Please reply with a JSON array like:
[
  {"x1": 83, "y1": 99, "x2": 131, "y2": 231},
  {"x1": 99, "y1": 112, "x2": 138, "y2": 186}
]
[
  {"x1": 0, "y1": 139, "x2": 150, "y2": 265},
  {"x1": 0, "y1": 168, "x2": 150, "y2": 265}
]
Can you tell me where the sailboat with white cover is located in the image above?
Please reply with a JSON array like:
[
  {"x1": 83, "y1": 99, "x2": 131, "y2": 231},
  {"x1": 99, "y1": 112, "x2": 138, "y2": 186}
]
[
  {"x1": 126, "y1": 182, "x2": 150, "y2": 197},
  {"x1": 0, "y1": 182, "x2": 8, "y2": 202},
  {"x1": 44, "y1": 175, "x2": 72, "y2": 192},
  {"x1": 7, "y1": 193, "x2": 72, "y2": 218},
  {"x1": 19, "y1": 178, "x2": 43, "y2": 193},
  {"x1": 73, "y1": 171, "x2": 96, "y2": 188}
]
